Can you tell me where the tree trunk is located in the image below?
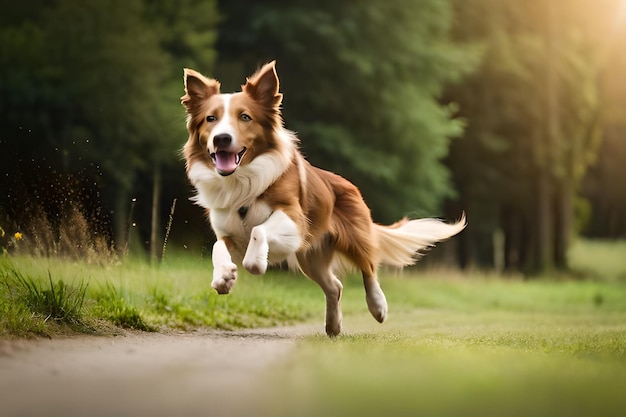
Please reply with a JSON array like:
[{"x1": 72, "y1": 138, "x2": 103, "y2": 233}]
[
  {"x1": 535, "y1": 0, "x2": 560, "y2": 274},
  {"x1": 150, "y1": 164, "x2": 161, "y2": 264},
  {"x1": 554, "y1": 181, "x2": 572, "y2": 269},
  {"x1": 535, "y1": 172, "x2": 554, "y2": 273}
]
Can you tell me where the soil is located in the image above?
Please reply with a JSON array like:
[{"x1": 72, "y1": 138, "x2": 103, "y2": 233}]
[{"x1": 0, "y1": 325, "x2": 319, "y2": 417}]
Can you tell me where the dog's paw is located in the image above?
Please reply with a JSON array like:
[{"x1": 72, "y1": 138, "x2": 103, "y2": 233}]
[
  {"x1": 242, "y1": 257, "x2": 267, "y2": 275},
  {"x1": 325, "y1": 316, "x2": 342, "y2": 338},
  {"x1": 242, "y1": 227, "x2": 269, "y2": 275},
  {"x1": 212, "y1": 262, "x2": 237, "y2": 294},
  {"x1": 366, "y1": 286, "x2": 388, "y2": 323}
]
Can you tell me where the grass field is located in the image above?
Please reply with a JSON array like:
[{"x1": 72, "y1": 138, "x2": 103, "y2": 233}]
[
  {"x1": 2, "y1": 238, "x2": 625, "y2": 338},
  {"x1": 1, "y1": 240, "x2": 625, "y2": 416},
  {"x1": 257, "y1": 240, "x2": 626, "y2": 417},
  {"x1": 260, "y1": 273, "x2": 626, "y2": 416}
]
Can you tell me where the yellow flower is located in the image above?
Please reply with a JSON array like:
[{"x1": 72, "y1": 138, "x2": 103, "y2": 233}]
[{"x1": 14, "y1": 232, "x2": 23, "y2": 241}]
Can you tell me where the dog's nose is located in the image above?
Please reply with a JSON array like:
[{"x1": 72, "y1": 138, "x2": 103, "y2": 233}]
[{"x1": 213, "y1": 133, "x2": 232, "y2": 149}]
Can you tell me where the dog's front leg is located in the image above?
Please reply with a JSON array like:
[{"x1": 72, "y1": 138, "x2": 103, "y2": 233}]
[
  {"x1": 211, "y1": 239, "x2": 238, "y2": 294},
  {"x1": 243, "y1": 210, "x2": 301, "y2": 275}
]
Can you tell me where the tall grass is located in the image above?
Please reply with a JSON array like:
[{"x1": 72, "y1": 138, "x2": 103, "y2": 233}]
[
  {"x1": 1, "y1": 261, "x2": 89, "y2": 336},
  {"x1": 1, "y1": 238, "x2": 625, "y2": 338},
  {"x1": 0, "y1": 254, "x2": 325, "y2": 337},
  {"x1": 14, "y1": 271, "x2": 87, "y2": 324},
  {"x1": 95, "y1": 283, "x2": 154, "y2": 331}
]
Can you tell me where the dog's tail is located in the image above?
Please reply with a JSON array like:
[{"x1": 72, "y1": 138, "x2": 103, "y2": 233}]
[{"x1": 374, "y1": 213, "x2": 466, "y2": 267}]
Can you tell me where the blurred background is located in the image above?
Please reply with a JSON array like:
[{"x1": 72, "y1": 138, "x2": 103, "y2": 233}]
[{"x1": 0, "y1": 0, "x2": 624, "y2": 275}]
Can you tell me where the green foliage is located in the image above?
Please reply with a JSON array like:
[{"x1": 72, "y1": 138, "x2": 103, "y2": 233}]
[
  {"x1": 582, "y1": 11, "x2": 626, "y2": 237},
  {"x1": 0, "y1": 0, "x2": 219, "y2": 247},
  {"x1": 0, "y1": 0, "x2": 623, "y2": 272},
  {"x1": 216, "y1": 0, "x2": 479, "y2": 221},
  {"x1": 446, "y1": 0, "x2": 616, "y2": 270}
]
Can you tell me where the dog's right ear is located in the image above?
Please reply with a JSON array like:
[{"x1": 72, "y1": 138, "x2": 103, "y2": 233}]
[{"x1": 181, "y1": 69, "x2": 220, "y2": 114}]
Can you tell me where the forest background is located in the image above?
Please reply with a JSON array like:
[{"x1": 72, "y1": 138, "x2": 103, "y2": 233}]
[{"x1": 1, "y1": 0, "x2": 624, "y2": 274}]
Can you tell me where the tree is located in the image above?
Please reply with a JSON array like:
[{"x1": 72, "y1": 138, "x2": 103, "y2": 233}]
[
  {"x1": 446, "y1": 0, "x2": 609, "y2": 272},
  {"x1": 0, "y1": 0, "x2": 219, "y2": 257},
  {"x1": 582, "y1": 1, "x2": 626, "y2": 238},
  {"x1": 0, "y1": 0, "x2": 168, "y2": 251},
  {"x1": 215, "y1": 0, "x2": 477, "y2": 223}
]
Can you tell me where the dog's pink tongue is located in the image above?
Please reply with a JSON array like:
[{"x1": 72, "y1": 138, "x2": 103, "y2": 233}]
[{"x1": 214, "y1": 151, "x2": 237, "y2": 174}]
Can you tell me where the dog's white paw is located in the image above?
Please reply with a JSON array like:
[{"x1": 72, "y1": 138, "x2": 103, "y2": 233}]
[
  {"x1": 242, "y1": 257, "x2": 267, "y2": 275},
  {"x1": 242, "y1": 228, "x2": 269, "y2": 275},
  {"x1": 366, "y1": 286, "x2": 388, "y2": 323},
  {"x1": 212, "y1": 262, "x2": 237, "y2": 294}
]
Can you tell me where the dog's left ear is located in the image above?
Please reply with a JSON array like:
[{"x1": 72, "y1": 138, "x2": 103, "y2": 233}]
[
  {"x1": 242, "y1": 61, "x2": 283, "y2": 108},
  {"x1": 181, "y1": 68, "x2": 220, "y2": 114}
]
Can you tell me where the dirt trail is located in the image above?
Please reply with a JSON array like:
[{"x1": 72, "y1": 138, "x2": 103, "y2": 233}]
[{"x1": 0, "y1": 325, "x2": 319, "y2": 417}]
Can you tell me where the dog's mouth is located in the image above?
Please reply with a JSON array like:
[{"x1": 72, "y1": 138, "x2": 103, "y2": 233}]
[{"x1": 210, "y1": 148, "x2": 247, "y2": 176}]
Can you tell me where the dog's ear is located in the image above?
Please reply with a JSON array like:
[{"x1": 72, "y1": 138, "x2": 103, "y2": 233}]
[
  {"x1": 181, "y1": 69, "x2": 220, "y2": 114},
  {"x1": 242, "y1": 61, "x2": 283, "y2": 108}
]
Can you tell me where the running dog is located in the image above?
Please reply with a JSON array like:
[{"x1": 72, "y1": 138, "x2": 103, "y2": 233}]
[{"x1": 181, "y1": 61, "x2": 465, "y2": 336}]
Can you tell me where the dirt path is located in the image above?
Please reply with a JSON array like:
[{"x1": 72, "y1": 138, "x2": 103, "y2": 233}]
[{"x1": 0, "y1": 325, "x2": 319, "y2": 417}]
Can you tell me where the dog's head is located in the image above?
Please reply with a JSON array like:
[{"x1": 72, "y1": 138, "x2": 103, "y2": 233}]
[{"x1": 181, "y1": 61, "x2": 284, "y2": 176}]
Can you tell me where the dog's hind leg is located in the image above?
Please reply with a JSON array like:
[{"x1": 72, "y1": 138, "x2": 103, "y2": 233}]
[
  {"x1": 341, "y1": 239, "x2": 388, "y2": 323},
  {"x1": 297, "y1": 245, "x2": 343, "y2": 337},
  {"x1": 362, "y1": 268, "x2": 388, "y2": 323},
  {"x1": 328, "y1": 183, "x2": 388, "y2": 324}
]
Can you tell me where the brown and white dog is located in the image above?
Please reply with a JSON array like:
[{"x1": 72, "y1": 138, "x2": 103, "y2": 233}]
[{"x1": 181, "y1": 61, "x2": 465, "y2": 336}]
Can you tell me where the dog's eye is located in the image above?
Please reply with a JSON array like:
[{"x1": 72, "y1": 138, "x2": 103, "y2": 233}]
[
  {"x1": 239, "y1": 113, "x2": 252, "y2": 122},
  {"x1": 206, "y1": 115, "x2": 217, "y2": 123}
]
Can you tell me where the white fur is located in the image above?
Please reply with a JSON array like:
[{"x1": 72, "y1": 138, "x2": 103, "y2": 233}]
[
  {"x1": 364, "y1": 279, "x2": 387, "y2": 322},
  {"x1": 188, "y1": 129, "x2": 297, "y2": 210},
  {"x1": 375, "y1": 213, "x2": 467, "y2": 267},
  {"x1": 211, "y1": 239, "x2": 237, "y2": 294},
  {"x1": 243, "y1": 210, "x2": 302, "y2": 274},
  {"x1": 209, "y1": 203, "x2": 273, "y2": 240},
  {"x1": 208, "y1": 94, "x2": 237, "y2": 154}
]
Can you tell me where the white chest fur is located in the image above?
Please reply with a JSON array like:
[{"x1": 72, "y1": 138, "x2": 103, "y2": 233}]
[
  {"x1": 210, "y1": 201, "x2": 272, "y2": 239},
  {"x1": 210, "y1": 201, "x2": 273, "y2": 263}
]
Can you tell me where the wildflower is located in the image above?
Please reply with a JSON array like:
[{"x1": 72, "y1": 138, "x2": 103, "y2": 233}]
[{"x1": 14, "y1": 232, "x2": 23, "y2": 241}]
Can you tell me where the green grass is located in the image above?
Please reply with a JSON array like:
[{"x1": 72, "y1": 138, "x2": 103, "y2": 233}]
[
  {"x1": 259, "y1": 277, "x2": 626, "y2": 417},
  {"x1": 0, "y1": 254, "x2": 325, "y2": 337},
  {"x1": 1, "y1": 263, "x2": 90, "y2": 336},
  {"x1": 264, "y1": 319, "x2": 626, "y2": 417},
  {"x1": 1, "y1": 238, "x2": 625, "y2": 338}
]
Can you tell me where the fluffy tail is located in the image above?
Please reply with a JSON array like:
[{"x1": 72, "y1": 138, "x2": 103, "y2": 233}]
[{"x1": 375, "y1": 213, "x2": 466, "y2": 267}]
